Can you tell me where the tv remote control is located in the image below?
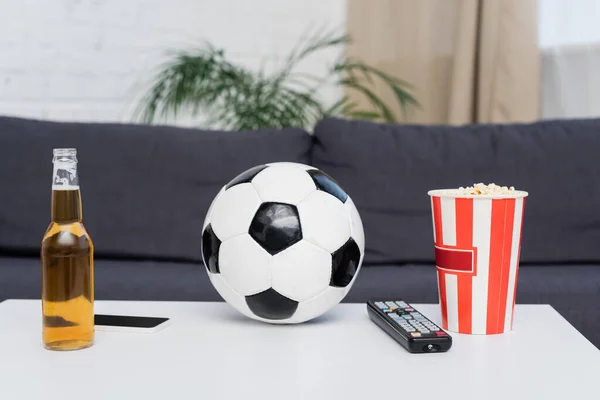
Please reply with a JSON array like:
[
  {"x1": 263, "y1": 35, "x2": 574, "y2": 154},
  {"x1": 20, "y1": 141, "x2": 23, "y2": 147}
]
[{"x1": 367, "y1": 300, "x2": 452, "y2": 353}]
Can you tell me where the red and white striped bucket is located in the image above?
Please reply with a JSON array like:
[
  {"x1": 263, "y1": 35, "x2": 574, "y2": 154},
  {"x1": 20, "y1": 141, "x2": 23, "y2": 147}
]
[{"x1": 428, "y1": 189, "x2": 528, "y2": 335}]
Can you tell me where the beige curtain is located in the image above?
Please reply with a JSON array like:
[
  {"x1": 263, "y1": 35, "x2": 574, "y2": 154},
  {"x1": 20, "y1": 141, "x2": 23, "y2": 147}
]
[{"x1": 346, "y1": 0, "x2": 540, "y2": 125}]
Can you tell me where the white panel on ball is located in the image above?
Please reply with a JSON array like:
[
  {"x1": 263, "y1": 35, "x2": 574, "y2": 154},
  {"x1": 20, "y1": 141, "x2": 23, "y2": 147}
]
[
  {"x1": 297, "y1": 190, "x2": 351, "y2": 253},
  {"x1": 251, "y1": 165, "x2": 316, "y2": 205},
  {"x1": 219, "y1": 234, "x2": 272, "y2": 296},
  {"x1": 345, "y1": 197, "x2": 365, "y2": 256},
  {"x1": 210, "y1": 183, "x2": 261, "y2": 240},
  {"x1": 207, "y1": 273, "x2": 256, "y2": 319},
  {"x1": 271, "y1": 240, "x2": 332, "y2": 302},
  {"x1": 288, "y1": 287, "x2": 347, "y2": 323},
  {"x1": 203, "y1": 186, "x2": 226, "y2": 231}
]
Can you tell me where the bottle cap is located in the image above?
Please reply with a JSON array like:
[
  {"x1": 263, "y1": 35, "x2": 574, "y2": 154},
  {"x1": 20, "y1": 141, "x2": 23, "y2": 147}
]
[
  {"x1": 53, "y1": 148, "x2": 77, "y2": 163},
  {"x1": 53, "y1": 148, "x2": 77, "y2": 156}
]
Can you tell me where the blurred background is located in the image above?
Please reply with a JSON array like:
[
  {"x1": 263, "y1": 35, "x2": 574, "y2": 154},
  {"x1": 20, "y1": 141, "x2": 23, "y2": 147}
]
[{"x1": 0, "y1": 0, "x2": 598, "y2": 129}]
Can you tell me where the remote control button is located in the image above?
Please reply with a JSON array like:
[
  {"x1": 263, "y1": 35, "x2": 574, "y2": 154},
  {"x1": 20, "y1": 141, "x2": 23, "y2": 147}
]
[
  {"x1": 375, "y1": 302, "x2": 387, "y2": 309},
  {"x1": 402, "y1": 315, "x2": 412, "y2": 320},
  {"x1": 406, "y1": 328, "x2": 415, "y2": 332},
  {"x1": 411, "y1": 332, "x2": 421, "y2": 337},
  {"x1": 385, "y1": 301, "x2": 397, "y2": 308},
  {"x1": 419, "y1": 329, "x2": 430, "y2": 333},
  {"x1": 405, "y1": 307, "x2": 413, "y2": 311},
  {"x1": 435, "y1": 331, "x2": 446, "y2": 336},
  {"x1": 396, "y1": 301, "x2": 408, "y2": 308}
]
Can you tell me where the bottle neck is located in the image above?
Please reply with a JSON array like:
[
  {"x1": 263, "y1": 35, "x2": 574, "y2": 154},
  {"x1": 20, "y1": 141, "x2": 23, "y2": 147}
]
[
  {"x1": 51, "y1": 189, "x2": 82, "y2": 223},
  {"x1": 51, "y1": 159, "x2": 82, "y2": 223}
]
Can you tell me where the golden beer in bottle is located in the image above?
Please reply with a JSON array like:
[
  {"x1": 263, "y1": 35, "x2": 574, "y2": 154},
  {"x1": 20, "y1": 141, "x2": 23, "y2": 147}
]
[{"x1": 41, "y1": 148, "x2": 94, "y2": 350}]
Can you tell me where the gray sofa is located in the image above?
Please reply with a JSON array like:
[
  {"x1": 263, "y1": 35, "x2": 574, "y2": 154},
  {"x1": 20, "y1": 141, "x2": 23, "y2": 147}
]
[{"x1": 1, "y1": 115, "x2": 599, "y2": 348}]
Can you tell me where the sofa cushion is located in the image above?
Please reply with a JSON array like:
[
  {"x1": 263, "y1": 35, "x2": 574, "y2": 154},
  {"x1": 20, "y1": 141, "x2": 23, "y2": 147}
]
[
  {"x1": 0, "y1": 116, "x2": 312, "y2": 261},
  {"x1": 0, "y1": 255, "x2": 216, "y2": 302},
  {"x1": 312, "y1": 117, "x2": 600, "y2": 264}
]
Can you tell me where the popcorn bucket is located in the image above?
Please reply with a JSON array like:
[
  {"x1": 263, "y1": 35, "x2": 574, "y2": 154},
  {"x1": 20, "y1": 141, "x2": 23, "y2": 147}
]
[{"x1": 428, "y1": 188, "x2": 528, "y2": 335}]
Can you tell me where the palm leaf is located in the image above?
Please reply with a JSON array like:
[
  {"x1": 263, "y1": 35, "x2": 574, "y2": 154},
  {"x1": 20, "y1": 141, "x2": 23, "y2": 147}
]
[
  {"x1": 276, "y1": 29, "x2": 350, "y2": 83},
  {"x1": 347, "y1": 110, "x2": 383, "y2": 120},
  {"x1": 334, "y1": 60, "x2": 420, "y2": 121},
  {"x1": 340, "y1": 78, "x2": 397, "y2": 122}
]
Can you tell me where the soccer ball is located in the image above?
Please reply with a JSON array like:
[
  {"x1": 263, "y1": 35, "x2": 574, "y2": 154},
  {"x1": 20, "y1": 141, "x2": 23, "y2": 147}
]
[{"x1": 201, "y1": 162, "x2": 365, "y2": 324}]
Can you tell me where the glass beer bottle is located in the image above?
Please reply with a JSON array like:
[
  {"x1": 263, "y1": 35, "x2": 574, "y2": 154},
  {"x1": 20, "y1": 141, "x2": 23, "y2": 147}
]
[{"x1": 41, "y1": 148, "x2": 94, "y2": 351}]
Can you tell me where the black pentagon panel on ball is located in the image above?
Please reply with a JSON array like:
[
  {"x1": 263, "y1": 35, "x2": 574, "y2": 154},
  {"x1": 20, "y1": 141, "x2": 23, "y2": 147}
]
[
  {"x1": 201, "y1": 224, "x2": 221, "y2": 273},
  {"x1": 249, "y1": 202, "x2": 302, "y2": 255},
  {"x1": 330, "y1": 238, "x2": 361, "y2": 287},
  {"x1": 225, "y1": 165, "x2": 268, "y2": 189},
  {"x1": 245, "y1": 288, "x2": 299, "y2": 320},
  {"x1": 307, "y1": 169, "x2": 348, "y2": 203}
]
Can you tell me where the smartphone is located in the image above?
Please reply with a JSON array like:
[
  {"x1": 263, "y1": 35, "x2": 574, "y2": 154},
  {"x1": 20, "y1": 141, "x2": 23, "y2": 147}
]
[{"x1": 94, "y1": 314, "x2": 171, "y2": 333}]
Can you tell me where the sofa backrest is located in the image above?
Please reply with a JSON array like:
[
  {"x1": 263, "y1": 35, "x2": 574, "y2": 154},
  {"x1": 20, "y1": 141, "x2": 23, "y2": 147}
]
[
  {"x1": 313, "y1": 117, "x2": 600, "y2": 265},
  {"x1": 0, "y1": 116, "x2": 312, "y2": 262}
]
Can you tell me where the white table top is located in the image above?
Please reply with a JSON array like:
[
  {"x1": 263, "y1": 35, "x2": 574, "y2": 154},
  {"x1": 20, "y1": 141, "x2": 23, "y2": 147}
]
[{"x1": 1, "y1": 300, "x2": 599, "y2": 400}]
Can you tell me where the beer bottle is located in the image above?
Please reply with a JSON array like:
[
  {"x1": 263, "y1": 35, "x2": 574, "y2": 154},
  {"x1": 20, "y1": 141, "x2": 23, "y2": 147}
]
[{"x1": 41, "y1": 148, "x2": 94, "y2": 351}]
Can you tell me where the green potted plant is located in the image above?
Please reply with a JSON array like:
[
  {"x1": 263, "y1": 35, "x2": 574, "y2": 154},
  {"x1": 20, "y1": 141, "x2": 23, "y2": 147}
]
[{"x1": 135, "y1": 30, "x2": 419, "y2": 130}]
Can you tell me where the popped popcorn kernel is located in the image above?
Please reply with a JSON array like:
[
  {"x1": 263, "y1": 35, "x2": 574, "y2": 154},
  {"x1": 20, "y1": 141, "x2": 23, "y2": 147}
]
[{"x1": 454, "y1": 183, "x2": 518, "y2": 196}]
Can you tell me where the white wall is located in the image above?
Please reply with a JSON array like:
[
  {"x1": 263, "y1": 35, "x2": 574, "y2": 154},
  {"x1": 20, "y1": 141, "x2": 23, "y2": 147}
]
[
  {"x1": 538, "y1": 0, "x2": 600, "y2": 49},
  {"x1": 538, "y1": 0, "x2": 600, "y2": 119},
  {"x1": 0, "y1": 0, "x2": 346, "y2": 126}
]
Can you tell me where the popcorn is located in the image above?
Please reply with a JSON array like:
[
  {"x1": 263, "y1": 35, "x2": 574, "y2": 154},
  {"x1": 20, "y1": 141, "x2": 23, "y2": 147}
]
[{"x1": 455, "y1": 183, "x2": 516, "y2": 196}]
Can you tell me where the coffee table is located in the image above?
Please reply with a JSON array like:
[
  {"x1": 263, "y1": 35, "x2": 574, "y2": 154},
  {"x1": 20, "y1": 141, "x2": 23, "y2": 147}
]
[{"x1": 1, "y1": 300, "x2": 598, "y2": 399}]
